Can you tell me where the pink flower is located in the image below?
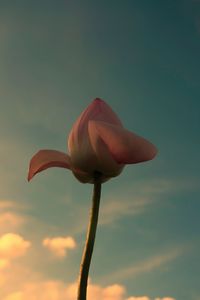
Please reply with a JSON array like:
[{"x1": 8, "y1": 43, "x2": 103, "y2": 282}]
[{"x1": 28, "y1": 98, "x2": 157, "y2": 183}]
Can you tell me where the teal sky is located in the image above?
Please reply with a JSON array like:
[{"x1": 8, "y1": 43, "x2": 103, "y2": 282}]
[{"x1": 0, "y1": 1, "x2": 200, "y2": 300}]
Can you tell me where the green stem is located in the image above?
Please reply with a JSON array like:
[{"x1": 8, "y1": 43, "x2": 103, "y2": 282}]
[{"x1": 77, "y1": 173, "x2": 102, "y2": 300}]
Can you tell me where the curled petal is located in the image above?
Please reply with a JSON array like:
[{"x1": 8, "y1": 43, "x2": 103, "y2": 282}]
[
  {"x1": 89, "y1": 121, "x2": 157, "y2": 164},
  {"x1": 28, "y1": 150, "x2": 71, "y2": 181}
]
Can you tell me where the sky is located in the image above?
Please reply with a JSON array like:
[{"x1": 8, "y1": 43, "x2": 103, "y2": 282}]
[{"x1": 0, "y1": 0, "x2": 200, "y2": 299}]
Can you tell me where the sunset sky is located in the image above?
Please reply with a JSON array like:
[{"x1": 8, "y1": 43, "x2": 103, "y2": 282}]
[{"x1": 0, "y1": 1, "x2": 200, "y2": 300}]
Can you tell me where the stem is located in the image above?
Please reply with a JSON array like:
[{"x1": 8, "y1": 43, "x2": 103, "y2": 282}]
[{"x1": 77, "y1": 173, "x2": 102, "y2": 300}]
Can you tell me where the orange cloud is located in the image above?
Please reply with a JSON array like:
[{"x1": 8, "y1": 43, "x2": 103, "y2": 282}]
[
  {"x1": 0, "y1": 259, "x2": 10, "y2": 270},
  {"x1": 0, "y1": 200, "x2": 27, "y2": 237},
  {"x1": 2, "y1": 279, "x2": 176, "y2": 300},
  {"x1": 42, "y1": 236, "x2": 76, "y2": 257},
  {"x1": 3, "y1": 292, "x2": 23, "y2": 300},
  {"x1": 0, "y1": 212, "x2": 25, "y2": 232},
  {"x1": 2, "y1": 281, "x2": 126, "y2": 300},
  {"x1": 102, "y1": 284, "x2": 125, "y2": 300},
  {"x1": 126, "y1": 298, "x2": 150, "y2": 300},
  {"x1": 0, "y1": 233, "x2": 31, "y2": 259},
  {"x1": 0, "y1": 201, "x2": 17, "y2": 210}
]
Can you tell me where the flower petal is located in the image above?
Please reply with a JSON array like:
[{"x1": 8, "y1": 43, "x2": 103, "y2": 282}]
[
  {"x1": 76, "y1": 98, "x2": 123, "y2": 131},
  {"x1": 68, "y1": 98, "x2": 124, "y2": 177},
  {"x1": 89, "y1": 121, "x2": 157, "y2": 164},
  {"x1": 28, "y1": 150, "x2": 71, "y2": 181},
  {"x1": 68, "y1": 98, "x2": 122, "y2": 156}
]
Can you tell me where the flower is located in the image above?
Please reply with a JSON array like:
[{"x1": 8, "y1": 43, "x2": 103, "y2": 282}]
[{"x1": 28, "y1": 98, "x2": 157, "y2": 183}]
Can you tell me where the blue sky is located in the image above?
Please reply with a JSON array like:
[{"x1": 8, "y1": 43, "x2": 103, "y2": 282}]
[{"x1": 0, "y1": 1, "x2": 200, "y2": 299}]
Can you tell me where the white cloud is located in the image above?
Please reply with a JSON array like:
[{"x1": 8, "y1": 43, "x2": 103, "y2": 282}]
[
  {"x1": 0, "y1": 233, "x2": 31, "y2": 259},
  {"x1": 107, "y1": 176, "x2": 200, "y2": 223},
  {"x1": 69, "y1": 180, "x2": 162, "y2": 235},
  {"x1": 103, "y1": 247, "x2": 182, "y2": 282},
  {"x1": 70, "y1": 177, "x2": 191, "y2": 235},
  {"x1": 99, "y1": 196, "x2": 151, "y2": 226},
  {"x1": 42, "y1": 236, "x2": 76, "y2": 257},
  {"x1": 155, "y1": 298, "x2": 175, "y2": 300}
]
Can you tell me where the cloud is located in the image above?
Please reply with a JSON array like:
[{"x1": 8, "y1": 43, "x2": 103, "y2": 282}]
[
  {"x1": 99, "y1": 195, "x2": 151, "y2": 227},
  {"x1": 0, "y1": 233, "x2": 175, "y2": 300},
  {"x1": 0, "y1": 259, "x2": 10, "y2": 270},
  {"x1": 0, "y1": 200, "x2": 28, "y2": 235},
  {"x1": 3, "y1": 281, "x2": 120, "y2": 300},
  {"x1": 126, "y1": 298, "x2": 175, "y2": 300},
  {"x1": 2, "y1": 279, "x2": 175, "y2": 300},
  {"x1": 0, "y1": 233, "x2": 31, "y2": 259},
  {"x1": 0, "y1": 200, "x2": 17, "y2": 210},
  {"x1": 104, "y1": 178, "x2": 171, "y2": 223},
  {"x1": 0, "y1": 233, "x2": 31, "y2": 293},
  {"x1": 70, "y1": 178, "x2": 171, "y2": 235},
  {"x1": 3, "y1": 292, "x2": 23, "y2": 300},
  {"x1": 71, "y1": 177, "x2": 192, "y2": 235},
  {"x1": 126, "y1": 297, "x2": 150, "y2": 300},
  {"x1": 42, "y1": 236, "x2": 76, "y2": 257},
  {"x1": 102, "y1": 284, "x2": 126, "y2": 300},
  {"x1": 155, "y1": 297, "x2": 175, "y2": 300},
  {"x1": 103, "y1": 246, "x2": 182, "y2": 282},
  {"x1": 0, "y1": 200, "x2": 28, "y2": 212},
  {"x1": 0, "y1": 212, "x2": 25, "y2": 233},
  {"x1": 67, "y1": 282, "x2": 126, "y2": 300},
  {"x1": 155, "y1": 298, "x2": 175, "y2": 300}
]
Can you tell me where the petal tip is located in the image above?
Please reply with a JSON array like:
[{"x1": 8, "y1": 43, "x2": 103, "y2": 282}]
[
  {"x1": 27, "y1": 166, "x2": 35, "y2": 182},
  {"x1": 92, "y1": 97, "x2": 107, "y2": 106},
  {"x1": 27, "y1": 172, "x2": 32, "y2": 182},
  {"x1": 150, "y1": 145, "x2": 158, "y2": 160},
  {"x1": 93, "y1": 97, "x2": 104, "y2": 102},
  {"x1": 27, "y1": 149, "x2": 71, "y2": 182}
]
